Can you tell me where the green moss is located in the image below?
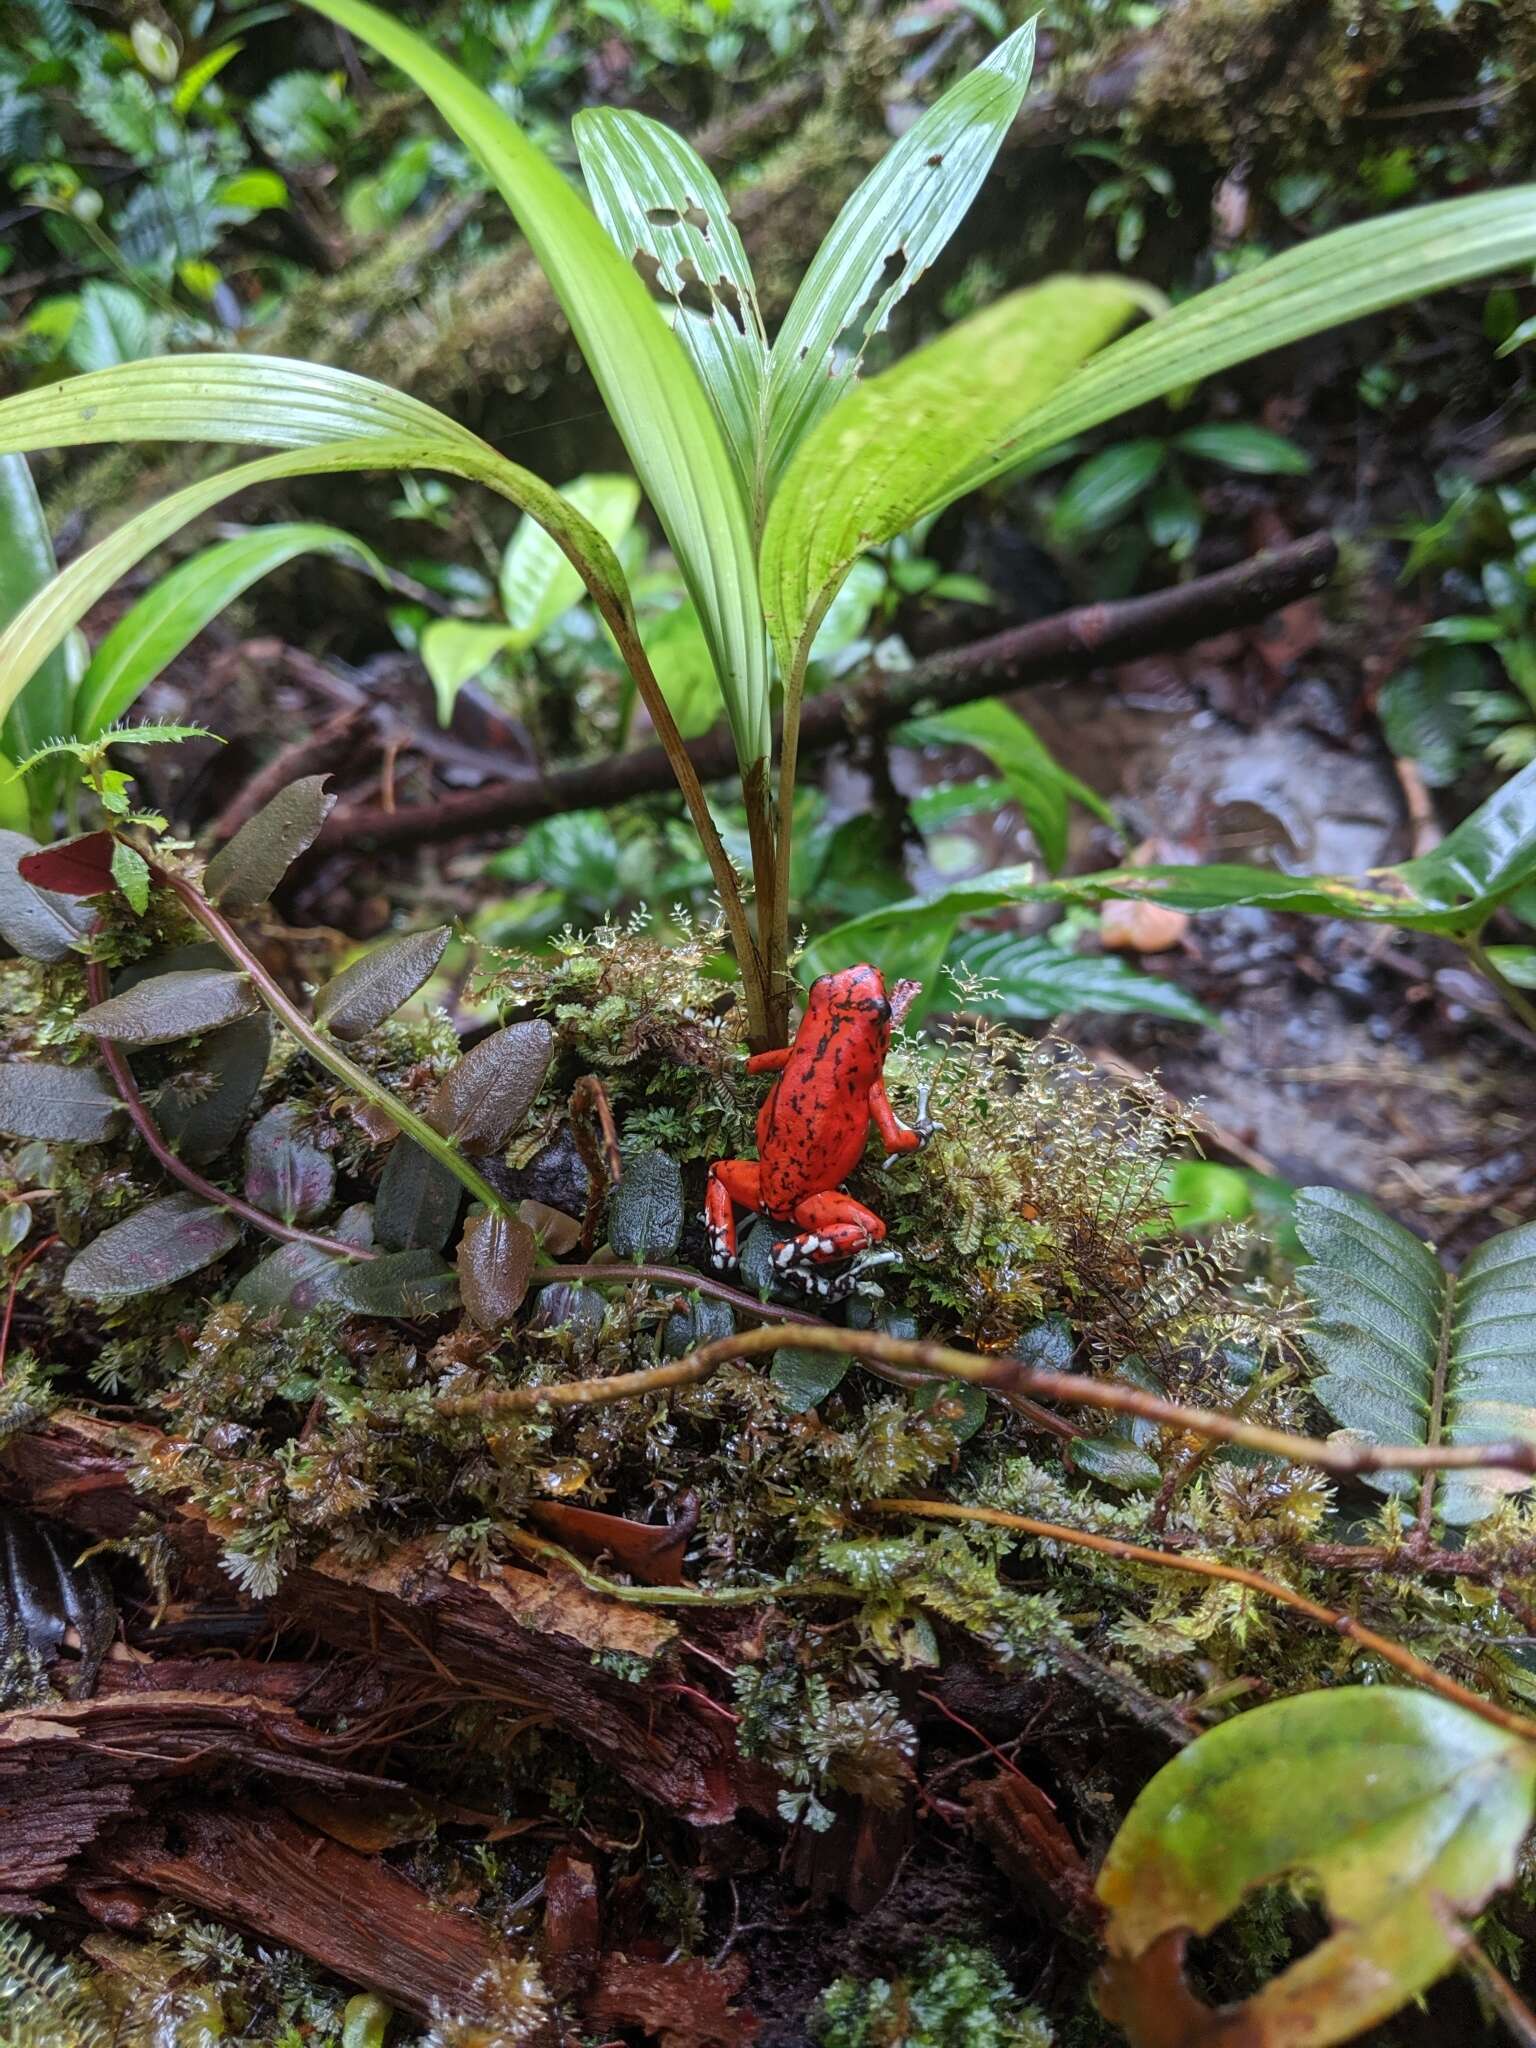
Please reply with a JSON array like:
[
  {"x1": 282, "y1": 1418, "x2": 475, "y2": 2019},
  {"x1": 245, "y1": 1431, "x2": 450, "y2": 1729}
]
[{"x1": 814, "y1": 1943, "x2": 1055, "y2": 2048}]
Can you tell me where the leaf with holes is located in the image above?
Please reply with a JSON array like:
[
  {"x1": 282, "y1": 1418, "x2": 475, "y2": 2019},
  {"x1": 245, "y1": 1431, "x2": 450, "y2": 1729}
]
[
  {"x1": 64, "y1": 1191, "x2": 242, "y2": 1300},
  {"x1": 608, "y1": 1149, "x2": 684, "y2": 1261},
  {"x1": 576, "y1": 111, "x2": 766, "y2": 516},
  {"x1": 78, "y1": 968, "x2": 260, "y2": 1047},
  {"x1": 244, "y1": 1103, "x2": 335, "y2": 1225},
  {"x1": 0, "y1": 1063, "x2": 121, "y2": 1142},
  {"x1": 457, "y1": 1210, "x2": 537, "y2": 1331},
  {"x1": 427, "y1": 1019, "x2": 552, "y2": 1155},
  {"x1": 312, "y1": 926, "x2": 450, "y2": 1041},
  {"x1": 375, "y1": 1137, "x2": 462, "y2": 1252},
  {"x1": 203, "y1": 775, "x2": 336, "y2": 909},
  {"x1": 1296, "y1": 1186, "x2": 1536, "y2": 1525},
  {"x1": 1097, "y1": 1687, "x2": 1536, "y2": 2047},
  {"x1": 0, "y1": 832, "x2": 94, "y2": 961},
  {"x1": 762, "y1": 19, "x2": 1038, "y2": 496}
]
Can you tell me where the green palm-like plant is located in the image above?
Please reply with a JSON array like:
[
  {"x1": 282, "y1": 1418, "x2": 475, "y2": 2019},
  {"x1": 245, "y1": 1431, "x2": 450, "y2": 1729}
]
[{"x1": 0, "y1": 2, "x2": 1533, "y2": 1045}]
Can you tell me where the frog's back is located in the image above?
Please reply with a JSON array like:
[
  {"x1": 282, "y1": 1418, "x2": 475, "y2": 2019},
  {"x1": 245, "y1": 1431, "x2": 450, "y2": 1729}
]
[{"x1": 756, "y1": 969, "x2": 890, "y2": 1211}]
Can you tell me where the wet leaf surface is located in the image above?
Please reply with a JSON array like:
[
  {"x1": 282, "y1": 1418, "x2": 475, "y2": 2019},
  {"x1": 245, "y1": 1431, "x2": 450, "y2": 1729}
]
[
  {"x1": 663, "y1": 1294, "x2": 736, "y2": 1357},
  {"x1": 527, "y1": 1497, "x2": 694, "y2": 1586},
  {"x1": 78, "y1": 968, "x2": 260, "y2": 1046},
  {"x1": 457, "y1": 1209, "x2": 536, "y2": 1330},
  {"x1": 63, "y1": 1191, "x2": 242, "y2": 1300},
  {"x1": 244, "y1": 1102, "x2": 335, "y2": 1224},
  {"x1": 312, "y1": 925, "x2": 451, "y2": 1040},
  {"x1": 1096, "y1": 1687, "x2": 1536, "y2": 2047},
  {"x1": 0, "y1": 1061, "x2": 121, "y2": 1142},
  {"x1": 607, "y1": 1148, "x2": 683, "y2": 1260},
  {"x1": 202, "y1": 774, "x2": 336, "y2": 908},
  {"x1": 427, "y1": 1018, "x2": 552, "y2": 1154}
]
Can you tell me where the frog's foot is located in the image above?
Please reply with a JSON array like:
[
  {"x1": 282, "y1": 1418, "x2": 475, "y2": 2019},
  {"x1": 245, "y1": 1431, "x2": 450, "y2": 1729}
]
[
  {"x1": 705, "y1": 1158, "x2": 762, "y2": 1272},
  {"x1": 770, "y1": 1191, "x2": 889, "y2": 1299},
  {"x1": 881, "y1": 1082, "x2": 941, "y2": 1170}
]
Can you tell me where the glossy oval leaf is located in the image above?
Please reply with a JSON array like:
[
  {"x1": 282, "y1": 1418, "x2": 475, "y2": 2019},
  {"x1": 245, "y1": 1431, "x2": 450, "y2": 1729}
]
[
  {"x1": 608, "y1": 1148, "x2": 684, "y2": 1261},
  {"x1": 300, "y1": 0, "x2": 770, "y2": 775},
  {"x1": 761, "y1": 279, "x2": 1143, "y2": 671},
  {"x1": 77, "y1": 967, "x2": 259, "y2": 1046},
  {"x1": 420, "y1": 621, "x2": 523, "y2": 727},
  {"x1": 972, "y1": 185, "x2": 1536, "y2": 493},
  {"x1": 203, "y1": 774, "x2": 336, "y2": 908},
  {"x1": 575, "y1": 112, "x2": 766, "y2": 518},
  {"x1": 0, "y1": 830, "x2": 94, "y2": 962},
  {"x1": 1173, "y1": 422, "x2": 1312, "y2": 475},
  {"x1": 63, "y1": 1191, "x2": 243, "y2": 1300},
  {"x1": 1296, "y1": 1186, "x2": 1536, "y2": 1526},
  {"x1": 763, "y1": 18, "x2": 1038, "y2": 497},
  {"x1": 244, "y1": 1102, "x2": 335, "y2": 1226},
  {"x1": 426, "y1": 1018, "x2": 553, "y2": 1155},
  {"x1": 375, "y1": 1136, "x2": 462, "y2": 1252},
  {"x1": 312, "y1": 925, "x2": 451, "y2": 1040},
  {"x1": 0, "y1": 1062, "x2": 121, "y2": 1143},
  {"x1": 1097, "y1": 1687, "x2": 1536, "y2": 2047},
  {"x1": 1047, "y1": 439, "x2": 1165, "y2": 544},
  {"x1": 74, "y1": 523, "x2": 384, "y2": 740},
  {"x1": 457, "y1": 1209, "x2": 537, "y2": 1332}
]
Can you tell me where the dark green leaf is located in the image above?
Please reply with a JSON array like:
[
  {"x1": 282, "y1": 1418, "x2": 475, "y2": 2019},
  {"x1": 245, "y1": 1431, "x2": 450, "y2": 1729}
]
[
  {"x1": 1048, "y1": 439, "x2": 1164, "y2": 543},
  {"x1": 900, "y1": 700, "x2": 1113, "y2": 874},
  {"x1": 203, "y1": 775, "x2": 336, "y2": 909},
  {"x1": 1015, "y1": 1315, "x2": 1075, "y2": 1373},
  {"x1": 1296, "y1": 1186, "x2": 1536, "y2": 1525},
  {"x1": 663, "y1": 1295, "x2": 736, "y2": 1358},
  {"x1": 244, "y1": 1102, "x2": 334, "y2": 1225},
  {"x1": 0, "y1": 830, "x2": 94, "y2": 961},
  {"x1": 607, "y1": 1149, "x2": 684, "y2": 1261},
  {"x1": 457, "y1": 1209, "x2": 537, "y2": 1331},
  {"x1": 945, "y1": 929, "x2": 1212, "y2": 1025},
  {"x1": 63, "y1": 1191, "x2": 241, "y2": 1300},
  {"x1": 233, "y1": 1203, "x2": 373, "y2": 1311},
  {"x1": 530, "y1": 1281, "x2": 607, "y2": 1336},
  {"x1": 77, "y1": 968, "x2": 259, "y2": 1047},
  {"x1": 1173, "y1": 423, "x2": 1312, "y2": 474},
  {"x1": 1098, "y1": 1688, "x2": 1536, "y2": 2045},
  {"x1": 313, "y1": 926, "x2": 451, "y2": 1040},
  {"x1": 375, "y1": 1137, "x2": 462, "y2": 1252},
  {"x1": 323, "y1": 1248, "x2": 457, "y2": 1319},
  {"x1": 0, "y1": 1062, "x2": 120, "y2": 1142},
  {"x1": 771, "y1": 1348, "x2": 850, "y2": 1413},
  {"x1": 1378, "y1": 644, "x2": 1482, "y2": 789},
  {"x1": 427, "y1": 1018, "x2": 552, "y2": 1155},
  {"x1": 1069, "y1": 1435, "x2": 1161, "y2": 1490},
  {"x1": 152, "y1": 1015, "x2": 272, "y2": 1166},
  {"x1": 911, "y1": 1377, "x2": 988, "y2": 1442}
]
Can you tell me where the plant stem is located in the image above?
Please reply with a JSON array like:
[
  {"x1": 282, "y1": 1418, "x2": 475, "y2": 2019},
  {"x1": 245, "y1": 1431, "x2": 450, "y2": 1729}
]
[
  {"x1": 1463, "y1": 933, "x2": 1536, "y2": 1035},
  {"x1": 83, "y1": 957, "x2": 376, "y2": 1264},
  {"x1": 433, "y1": 1321, "x2": 1536, "y2": 1486},
  {"x1": 866, "y1": 1498, "x2": 1536, "y2": 1743},
  {"x1": 163, "y1": 869, "x2": 514, "y2": 1222},
  {"x1": 503, "y1": 1527, "x2": 855, "y2": 1607}
]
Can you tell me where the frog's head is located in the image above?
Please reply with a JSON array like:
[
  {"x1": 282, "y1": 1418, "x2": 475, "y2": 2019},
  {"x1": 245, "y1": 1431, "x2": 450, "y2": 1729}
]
[{"x1": 806, "y1": 962, "x2": 894, "y2": 1039}]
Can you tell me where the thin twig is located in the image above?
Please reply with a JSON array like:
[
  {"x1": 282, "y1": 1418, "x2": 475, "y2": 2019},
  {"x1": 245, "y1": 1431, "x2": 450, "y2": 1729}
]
[
  {"x1": 83, "y1": 958, "x2": 377, "y2": 1264},
  {"x1": 865, "y1": 1498, "x2": 1536, "y2": 1743},
  {"x1": 432, "y1": 1321, "x2": 1536, "y2": 1486}
]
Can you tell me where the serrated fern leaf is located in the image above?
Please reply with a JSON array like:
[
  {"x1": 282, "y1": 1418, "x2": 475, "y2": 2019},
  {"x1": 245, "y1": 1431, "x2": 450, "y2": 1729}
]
[
  {"x1": 0, "y1": 1919, "x2": 110, "y2": 2048},
  {"x1": 1296, "y1": 1187, "x2": 1536, "y2": 1526}
]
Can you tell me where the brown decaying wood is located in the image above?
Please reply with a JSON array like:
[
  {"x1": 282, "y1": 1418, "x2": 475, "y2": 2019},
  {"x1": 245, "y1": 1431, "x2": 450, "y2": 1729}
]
[{"x1": 317, "y1": 537, "x2": 1338, "y2": 850}]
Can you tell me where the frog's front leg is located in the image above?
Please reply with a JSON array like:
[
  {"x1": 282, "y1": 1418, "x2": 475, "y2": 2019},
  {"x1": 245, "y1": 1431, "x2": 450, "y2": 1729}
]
[
  {"x1": 771, "y1": 1190, "x2": 887, "y2": 1297},
  {"x1": 869, "y1": 1076, "x2": 936, "y2": 1169},
  {"x1": 705, "y1": 1158, "x2": 763, "y2": 1270}
]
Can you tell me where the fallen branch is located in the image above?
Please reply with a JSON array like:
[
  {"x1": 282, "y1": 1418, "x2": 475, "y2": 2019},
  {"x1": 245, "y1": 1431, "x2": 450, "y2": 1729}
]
[
  {"x1": 318, "y1": 536, "x2": 1338, "y2": 850},
  {"x1": 866, "y1": 1498, "x2": 1536, "y2": 1743},
  {"x1": 433, "y1": 1319, "x2": 1536, "y2": 1488}
]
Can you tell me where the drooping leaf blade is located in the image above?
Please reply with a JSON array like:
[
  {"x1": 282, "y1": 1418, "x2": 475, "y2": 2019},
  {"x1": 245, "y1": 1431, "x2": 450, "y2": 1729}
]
[
  {"x1": 498, "y1": 472, "x2": 642, "y2": 645},
  {"x1": 74, "y1": 522, "x2": 384, "y2": 739},
  {"x1": 300, "y1": 0, "x2": 771, "y2": 775},
  {"x1": 1098, "y1": 1688, "x2": 1536, "y2": 2048},
  {"x1": 76, "y1": 967, "x2": 259, "y2": 1046},
  {"x1": 1295, "y1": 1186, "x2": 1536, "y2": 1525},
  {"x1": 203, "y1": 775, "x2": 336, "y2": 908},
  {"x1": 763, "y1": 18, "x2": 1038, "y2": 496},
  {"x1": 575, "y1": 111, "x2": 766, "y2": 518},
  {"x1": 761, "y1": 279, "x2": 1143, "y2": 670}
]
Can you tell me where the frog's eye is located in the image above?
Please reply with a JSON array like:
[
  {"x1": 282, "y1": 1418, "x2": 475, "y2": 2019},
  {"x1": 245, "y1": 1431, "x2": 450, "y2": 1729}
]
[{"x1": 865, "y1": 996, "x2": 892, "y2": 1023}]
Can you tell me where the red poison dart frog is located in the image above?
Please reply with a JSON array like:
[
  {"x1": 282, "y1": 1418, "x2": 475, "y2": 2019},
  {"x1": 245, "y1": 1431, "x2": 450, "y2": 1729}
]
[{"x1": 706, "y1": 963, "x2": 934, "y2": 1298}]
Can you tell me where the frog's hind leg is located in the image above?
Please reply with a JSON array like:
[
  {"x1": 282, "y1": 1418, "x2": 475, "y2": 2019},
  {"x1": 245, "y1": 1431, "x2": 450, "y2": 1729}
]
[
  {"x1": 773, "y1": 1191, "x2": 887, "y2": 1298},
  {"x1": 705, "y1": 1159, "x2": 762, "y2": 1271}
]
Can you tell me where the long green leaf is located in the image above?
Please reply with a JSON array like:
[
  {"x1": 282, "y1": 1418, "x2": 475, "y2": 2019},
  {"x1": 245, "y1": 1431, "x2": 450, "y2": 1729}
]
[
  {"x1": 300, "y1": 0, "x2": 770, "y2": 773},
  {"x1": 575, "y1": 111, "x2": 767, "y2": 522},
  {"x1": 0, "y1": 456, "x2": 73, "y2": 829},
  {"x1": 945, "y1": 928, "x2": 1213, "y2": 1026},
  {"x1": 761, "y1": 280, "x2": 1142, "y2": 671},
  {"x1": 1296, "y1": 1187, "x2": 1536, "y2": 1526},
  {"x1": 763, "y1": 17, "x2": 1037, "y2": 497},
  {"x1": 0, "y1": 366, "x2": 639, "y2": 732},
  {"x1": 1039, "y1": 756, "x2": 1536, "y2": 939},
  {"x1": 74, "y1": 521, "x2": 384, "y2": 739},
  {"x1": 498, "y1": 472, "x2": 641, "y2": 643},
  {"x1": 898, "y1": 697, "x2": 1114, "y2": 874},
  {"x1": 968, "y1": 185, "x2": 1536, "y2": 491}
]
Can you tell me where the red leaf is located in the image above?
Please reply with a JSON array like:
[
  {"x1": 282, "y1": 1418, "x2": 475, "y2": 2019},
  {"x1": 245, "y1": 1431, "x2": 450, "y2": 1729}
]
[
  {"x1": 18, "y1": 833, "x2": 120, "y2": 897},
  {"x1": 528, "y1": 1494, "x2": 697, "y2": 1587}
]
